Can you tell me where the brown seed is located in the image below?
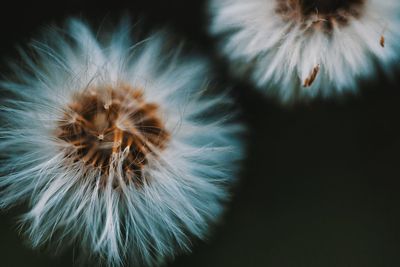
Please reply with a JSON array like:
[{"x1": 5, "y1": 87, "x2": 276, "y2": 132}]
[
  {"x1": 380, "y1": 35, "x2": 385, "y2": 48},
  {"x1": 303, "y1": 64, "x2": 320, "y2": 87}
]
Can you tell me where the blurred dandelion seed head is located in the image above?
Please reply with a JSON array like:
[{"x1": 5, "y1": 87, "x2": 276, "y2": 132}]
[{"x1": 209, "y1": 0, "x2": 400, "y2": 103}]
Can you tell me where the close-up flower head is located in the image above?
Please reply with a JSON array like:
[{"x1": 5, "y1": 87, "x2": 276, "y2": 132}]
[
  {"x1": 0, "y1": 18, "x2": 243, "y2": 267},
  {"x1": 209, "y1": 0, "x2": 400, "y2": 102}
]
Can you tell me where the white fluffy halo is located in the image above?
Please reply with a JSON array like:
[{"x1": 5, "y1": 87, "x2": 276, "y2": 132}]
[
  {"x1": 209, "y1": 0, "x2": 400, "y2": 102},
  {"x1": 0, "y1": 18, "x2": 243, "y2": 266}
]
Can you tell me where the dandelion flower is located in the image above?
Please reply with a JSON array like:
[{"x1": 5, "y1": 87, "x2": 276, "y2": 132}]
[
  {"x1": 209, "y1": 0, "x2": 400, "y2": 102},
  {"x1": 0, "y1": 19, "x2": 243, "y2": 266}
]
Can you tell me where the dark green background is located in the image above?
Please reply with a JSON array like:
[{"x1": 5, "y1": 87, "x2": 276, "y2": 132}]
[{"x1": 1, "y1": 0, "x2": 400, "y2": 266}]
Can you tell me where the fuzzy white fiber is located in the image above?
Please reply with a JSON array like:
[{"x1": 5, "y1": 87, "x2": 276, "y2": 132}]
[
  {"x1": 0, "y1": 19, "x2": 243, "y2": 266},
  {"x1": 209, "y1": 0, "x2": 400, "y2": 102}
]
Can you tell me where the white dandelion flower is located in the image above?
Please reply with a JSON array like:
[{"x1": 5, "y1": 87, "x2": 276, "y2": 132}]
[
  {"x1": 209, "y1": 0, "x2": 400, "y2": 102},
  {"x1": 0, "y1": 18, "x2": 243, "y2": 266}
]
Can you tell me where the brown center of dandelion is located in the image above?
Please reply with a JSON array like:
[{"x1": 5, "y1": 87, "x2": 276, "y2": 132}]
[
  {"x1": 57, "y1": 83, "x2": 169, "y2": 187},
  {"x1": 276, "y1": 0, "x2": 365, "y2": 32}
]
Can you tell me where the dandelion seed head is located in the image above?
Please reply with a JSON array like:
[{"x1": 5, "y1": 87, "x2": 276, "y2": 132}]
[
  {"x1": 209, "y1": 0, "x2": 400, "y2": 103},
  {"x1": 0, "y1": 18, "x2": 243, "y2": 267}
]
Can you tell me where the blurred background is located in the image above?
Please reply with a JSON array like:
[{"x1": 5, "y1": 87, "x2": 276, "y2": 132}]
[{"x1": 1, "y1": 0, "x2": 400, "y2": 266}]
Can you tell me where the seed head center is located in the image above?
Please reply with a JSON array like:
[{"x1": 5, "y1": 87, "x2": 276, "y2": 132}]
[
  {"x1": 276, "y1": 0, "x2": 365, "y2": 31},
  {"x1": 57, "y1": 84, "x2": 169, "y2": 186}
]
